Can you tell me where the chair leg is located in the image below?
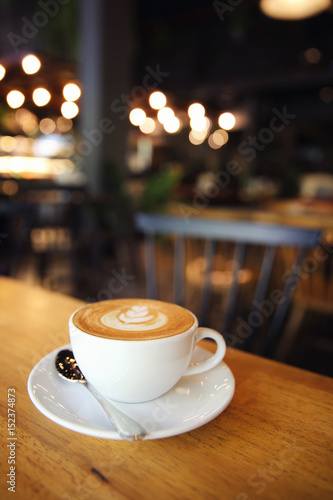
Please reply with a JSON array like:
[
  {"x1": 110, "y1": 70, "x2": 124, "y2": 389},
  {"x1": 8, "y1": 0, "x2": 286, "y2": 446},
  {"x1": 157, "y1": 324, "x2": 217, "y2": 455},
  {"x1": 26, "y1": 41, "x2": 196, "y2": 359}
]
[{"x1": 274, "y1": 301, "x2": 307, "y2": 361}]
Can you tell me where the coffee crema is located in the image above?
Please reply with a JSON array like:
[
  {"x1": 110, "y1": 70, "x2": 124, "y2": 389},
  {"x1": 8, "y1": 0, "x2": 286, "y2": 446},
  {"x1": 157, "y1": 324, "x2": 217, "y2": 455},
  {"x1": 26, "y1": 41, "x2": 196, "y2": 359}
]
[{"x1": 72, "y1": 299, "x2": 195, "y2": 340}]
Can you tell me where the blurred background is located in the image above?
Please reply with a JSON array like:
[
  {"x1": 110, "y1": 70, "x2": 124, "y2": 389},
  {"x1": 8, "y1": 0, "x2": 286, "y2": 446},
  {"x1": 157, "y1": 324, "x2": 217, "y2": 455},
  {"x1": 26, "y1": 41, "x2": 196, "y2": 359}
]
[{"x1": 0, "y1": 0, "x2": 332, "y2": 375}]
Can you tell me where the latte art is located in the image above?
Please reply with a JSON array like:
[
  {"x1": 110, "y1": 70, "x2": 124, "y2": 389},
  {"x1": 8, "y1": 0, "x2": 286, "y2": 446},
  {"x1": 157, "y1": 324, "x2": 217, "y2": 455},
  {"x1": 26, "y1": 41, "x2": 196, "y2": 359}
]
[
  {"x1": 72, "y1": 299, "x2": 195, "y2": 341},
  {"x1": 119, "y1": 306, "x2": 154, "y2": 324},
  {"x1": 102, "y1": 305, "x2": 167, "y2": 331}
]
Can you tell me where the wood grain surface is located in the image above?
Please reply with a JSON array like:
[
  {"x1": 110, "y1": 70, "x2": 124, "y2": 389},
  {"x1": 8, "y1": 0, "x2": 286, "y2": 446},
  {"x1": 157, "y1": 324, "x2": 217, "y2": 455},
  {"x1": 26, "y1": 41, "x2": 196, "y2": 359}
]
[{"x1": 0, "y1": 277, "x2": 332, "y2": 500}]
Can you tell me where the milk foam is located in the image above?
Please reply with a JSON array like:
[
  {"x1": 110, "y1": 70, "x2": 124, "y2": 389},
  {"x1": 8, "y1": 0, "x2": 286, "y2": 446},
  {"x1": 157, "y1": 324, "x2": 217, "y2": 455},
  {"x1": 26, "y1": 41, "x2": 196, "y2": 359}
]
[
  {"x1": 102, "y1": 305, "x2": 167, "y2": 331},
  {"x1": 72, "y1": 299, "x2": 195, "y2": 340}
]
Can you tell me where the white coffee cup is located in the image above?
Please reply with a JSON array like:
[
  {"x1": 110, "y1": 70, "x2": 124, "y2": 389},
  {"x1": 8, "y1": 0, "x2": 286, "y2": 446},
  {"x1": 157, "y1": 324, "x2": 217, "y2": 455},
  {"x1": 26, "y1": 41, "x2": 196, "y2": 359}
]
[{"x1": 69, "y1": 299, "x2": 226, "y2": 403}]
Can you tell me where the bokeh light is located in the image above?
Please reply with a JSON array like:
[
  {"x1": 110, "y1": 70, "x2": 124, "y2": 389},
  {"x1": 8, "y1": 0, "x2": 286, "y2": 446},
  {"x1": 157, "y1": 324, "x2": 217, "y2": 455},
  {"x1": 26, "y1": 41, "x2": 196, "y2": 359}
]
[
  {"x1": 129, "y1": 108, "x2": 146, "y2": 126},
  {"x1": 218, "y1": 112, "x2": 236, "y2": 130},
  {"x1": 139, "y1": 117, "x2": 156, "y2": 134},
  {"x1": 7, "y1": 90, "x2": 25, "y2": 109},
  {"x1": 22, "y1": 54, "x2": 41, "y2": 75},
  {"x1": 304, "y1": 48, "x2": 321, "y2": 64},
  {"x1": 33, "y1": 88, "x2": 51, "y2": 106},
  {"x1": 61, "y1": 102, "x2": 79, "y2": 119},
  {"x1": 15, "y1": 108, "x2": 32, "y2": 125},
  {"x1": 57, "y1": 116, "x2": 73, "y2": 132},
  {"x1": 40, "y1": 118, "x2": 56, "y2": 135},
  {"x1": 191, "y1": 129, "x2": 208, "y2": 140},
  {"x1": 190, "y1": 116, "x2": 207, "y2": 132},
  {"x1": 22, "y1": 120, "x2": 39, "y2": 136},
  {"x1": 319, "y1": 87, "x2": 333, "y2": 103},
  {"x1": 163, "y1": 116, "x2": 180, "y2": 133},
  {"x1": 63, "y1": 83, "x2": 81, "y2": 101},
  {"x1": 0, "y1": 136, "x2": 17, "y2": 153},
  {"x1": 212, "y1": 129, "x2": 229, "y2": 146},
  {"x1": 15, "y1": 136, "x2": 32, "y2": 155},
  {"x1": 15, "y1": 108, "x2": 39, "y2": 135},
  {"x1": 2, "y1": 180, "x2": 18, "y2": 196},
  {"x1": 204, "y1": 117, "x2": 212, "y2": 130},
  {"x1": 149, "y1": 91, "x2": 167, "y2": 110},
  {"x1": 0, "y1": 64, "x2": 6, "y2": 81},
  {"x1": 188, "y1": 103, "x2": 205, "y2": 119},
  {"x1": 189, "y1": 131, "x2": 205, "y2": 145},
  {"x1": 157, "y1": 107, "x2": 174, "y2": 124},
  {"x1": 208, "y1": 133, "x2": 224, "y2": 149}
]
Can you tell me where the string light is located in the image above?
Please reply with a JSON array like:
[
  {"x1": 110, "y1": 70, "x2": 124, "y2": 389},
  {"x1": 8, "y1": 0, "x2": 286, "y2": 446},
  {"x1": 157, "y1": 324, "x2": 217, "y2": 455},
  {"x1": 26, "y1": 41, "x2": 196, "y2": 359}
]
[
  {"x1": 140, "y1": 117, "x2": 156, "y2": 134},
  {"x1": 157, "y1": 107, "x2": 174, "y2": 124},
  {"x1": 189, "y1": 131, "x2": 205, "y2": 145},
  {"x1": 188, "y1": 103, "x2": 205, "y2": 119},
  {"x1": 63, "y1": 83, "x2": 81, "y2": 101},
  {"x1": 208, "y1": 134, "x2": 223, "y2": 149},
  {"x1": 212, "y1": 129, "x2": 229, "y2": 146},
  {"x1": 149, "y1": 91, "x2": 167, "y2": 110},
  {"x1": 22, "y1": 55, "x2": 41, "y2": 75},
  {"x1": 33, "y1": 88, "x2": 51, "y2": 106},
  {"x1": 163, "y1": 117, "x2": 180, "y2": 133},
  {"x1": 126, "y1": 94, "x2": 239, "y2": 144},
  {"x1": 218, "y1": 112, "x2": 236, "y2": 130},
  {"x1": 190, "y1": 116, "x2": 207, "y2": 132},
  {"x1": 7, "y1": 90, "x2": 25, "y2": 109},
  {"x1": 61, "y1": 102, "x2": 79, "y2": 119},
  {"x1": 129, "y1": 108, "x2": 146, "y2": 126}
]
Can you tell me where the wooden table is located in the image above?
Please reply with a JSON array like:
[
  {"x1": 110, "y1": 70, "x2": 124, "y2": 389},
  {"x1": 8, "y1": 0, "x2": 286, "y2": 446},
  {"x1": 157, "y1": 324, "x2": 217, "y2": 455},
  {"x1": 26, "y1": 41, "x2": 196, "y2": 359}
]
[{"x1": 0, "y1": 277, "x2": 332, "y2": 500}]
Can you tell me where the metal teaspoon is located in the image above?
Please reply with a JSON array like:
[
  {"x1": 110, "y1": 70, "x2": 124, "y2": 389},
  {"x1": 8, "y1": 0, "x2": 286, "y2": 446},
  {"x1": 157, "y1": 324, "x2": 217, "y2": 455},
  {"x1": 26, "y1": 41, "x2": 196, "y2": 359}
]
[{"x1": 55, "y1": 349, "x2": 147, "y2": 441}]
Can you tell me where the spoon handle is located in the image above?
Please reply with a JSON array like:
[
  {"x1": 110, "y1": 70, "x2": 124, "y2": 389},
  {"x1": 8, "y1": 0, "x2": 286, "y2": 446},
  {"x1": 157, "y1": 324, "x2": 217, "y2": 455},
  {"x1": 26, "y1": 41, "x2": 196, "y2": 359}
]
[{"x1": 85, "y1": 383, "x2": 147, "y2": 441}]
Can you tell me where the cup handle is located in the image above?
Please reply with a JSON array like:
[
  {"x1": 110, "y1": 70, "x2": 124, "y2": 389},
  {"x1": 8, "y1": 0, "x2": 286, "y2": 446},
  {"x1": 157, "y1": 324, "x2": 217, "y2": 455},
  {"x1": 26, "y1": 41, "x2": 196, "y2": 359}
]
[{"x1": 183, "y1": 327, "x2": 226, "y2": 376}]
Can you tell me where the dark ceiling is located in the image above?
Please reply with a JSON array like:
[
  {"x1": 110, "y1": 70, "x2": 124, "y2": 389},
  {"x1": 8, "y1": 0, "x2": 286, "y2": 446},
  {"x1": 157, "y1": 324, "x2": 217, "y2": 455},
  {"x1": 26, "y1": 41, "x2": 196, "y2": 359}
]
[
  {"x1": 1, "y1": 0, "x2": 332, "y2": 106},
  {"x1": 0, "y1": 0, "x2": 332, "y2": 186},
  {"x1": 134, "y1": 0, "x2": 333, "y2": 107}
]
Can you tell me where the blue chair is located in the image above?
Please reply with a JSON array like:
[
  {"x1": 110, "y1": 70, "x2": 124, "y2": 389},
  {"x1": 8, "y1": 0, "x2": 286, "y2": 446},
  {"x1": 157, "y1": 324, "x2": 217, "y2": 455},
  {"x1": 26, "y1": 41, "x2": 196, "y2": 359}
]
[{"x1": 135, "y1": 212, "x2": 321, "y2": 356}]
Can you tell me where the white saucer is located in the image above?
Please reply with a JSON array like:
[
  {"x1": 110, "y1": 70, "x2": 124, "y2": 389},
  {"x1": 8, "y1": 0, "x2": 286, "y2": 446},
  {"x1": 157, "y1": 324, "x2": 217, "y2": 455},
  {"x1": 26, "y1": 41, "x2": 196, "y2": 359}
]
[{"x1": 27, "y1": 344, "x2": 235, "y2": 440}]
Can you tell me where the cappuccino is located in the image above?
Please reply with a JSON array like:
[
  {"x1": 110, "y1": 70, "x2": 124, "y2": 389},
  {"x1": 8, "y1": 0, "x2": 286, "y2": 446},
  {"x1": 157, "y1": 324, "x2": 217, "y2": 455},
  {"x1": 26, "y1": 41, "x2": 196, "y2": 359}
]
[
  {"x1": 72, "y1": 299, "x2": 195, "y2": 341},
  {"x1": 69, "y1": 298, "x2": 226, "y2": 402}
]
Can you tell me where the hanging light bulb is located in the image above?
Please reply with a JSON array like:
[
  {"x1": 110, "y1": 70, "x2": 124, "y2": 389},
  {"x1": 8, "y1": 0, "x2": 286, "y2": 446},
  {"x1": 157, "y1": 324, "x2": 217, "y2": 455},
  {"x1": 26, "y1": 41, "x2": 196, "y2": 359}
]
[
  {"x1": 0, "y1": 64, "x2": 6, "y2": 81},
  {"x1": 260, "y1": 0, "x2": 331, "y2": 20}
]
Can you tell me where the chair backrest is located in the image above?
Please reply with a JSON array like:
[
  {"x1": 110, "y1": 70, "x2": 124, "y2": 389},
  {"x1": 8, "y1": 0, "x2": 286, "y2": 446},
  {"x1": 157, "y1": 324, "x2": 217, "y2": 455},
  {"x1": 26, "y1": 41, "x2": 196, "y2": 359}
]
[{"x1": 135, "y1": 212, "x2": 321, "y2": 356}]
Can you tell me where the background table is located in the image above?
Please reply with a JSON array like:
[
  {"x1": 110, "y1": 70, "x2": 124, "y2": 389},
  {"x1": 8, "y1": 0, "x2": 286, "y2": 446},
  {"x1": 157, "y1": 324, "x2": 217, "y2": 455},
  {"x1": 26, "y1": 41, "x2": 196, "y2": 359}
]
[{"x1": 0, "y1": 277, "x2": 332, "y2": 500}]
